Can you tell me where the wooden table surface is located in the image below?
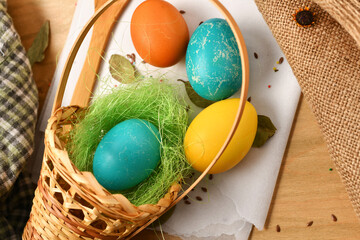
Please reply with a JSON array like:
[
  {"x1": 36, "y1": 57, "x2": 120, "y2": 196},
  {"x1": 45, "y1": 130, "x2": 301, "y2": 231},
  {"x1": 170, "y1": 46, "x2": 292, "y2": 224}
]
[{"x1": 7, "y1": 0, "x2": 360, "y2": 239}]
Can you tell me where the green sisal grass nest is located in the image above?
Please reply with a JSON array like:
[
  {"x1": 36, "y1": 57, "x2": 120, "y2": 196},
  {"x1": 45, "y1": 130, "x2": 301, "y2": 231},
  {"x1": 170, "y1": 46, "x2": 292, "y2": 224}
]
[{"x1": 67, "y1": 80, "x2": 191, "y2": 206}]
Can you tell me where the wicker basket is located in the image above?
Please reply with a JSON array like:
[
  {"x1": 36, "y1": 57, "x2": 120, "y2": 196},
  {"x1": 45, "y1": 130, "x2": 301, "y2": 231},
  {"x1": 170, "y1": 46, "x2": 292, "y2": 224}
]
[{"x1": 23, "y1": 0, "x2": 249, "y2": 239}]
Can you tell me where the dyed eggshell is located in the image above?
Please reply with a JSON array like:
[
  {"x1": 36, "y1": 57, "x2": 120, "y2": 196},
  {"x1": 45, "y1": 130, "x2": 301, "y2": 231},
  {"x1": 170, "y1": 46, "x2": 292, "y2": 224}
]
[
  {"x1": 184, "y1": 99, "x2": 257, "y2": 174},
  {"x1": 186, "y1": 18, "x2": 242, "y2": 101},
  {"x1": 130, "y1": 0, "x2": 189, "y2": 68},
  {"x1": 93, "y1": 119, "x2": 161, "y2": 191}
]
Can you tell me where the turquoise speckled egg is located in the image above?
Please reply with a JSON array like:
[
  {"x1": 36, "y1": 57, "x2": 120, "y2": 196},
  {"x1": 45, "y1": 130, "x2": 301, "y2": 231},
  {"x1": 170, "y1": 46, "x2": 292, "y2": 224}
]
[
  {"x1": 186, "y1": 18, "x2": 242, "y2": 101},
  {"x1": 93, "y1": 119, "x2": 161, "y2": 191}
]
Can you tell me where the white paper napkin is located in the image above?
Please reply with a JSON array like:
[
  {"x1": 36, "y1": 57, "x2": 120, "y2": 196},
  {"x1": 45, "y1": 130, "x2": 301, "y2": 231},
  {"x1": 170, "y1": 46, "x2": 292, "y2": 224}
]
[{"x1": 33, "y1": 0, "x2": 301, "y2": 239}]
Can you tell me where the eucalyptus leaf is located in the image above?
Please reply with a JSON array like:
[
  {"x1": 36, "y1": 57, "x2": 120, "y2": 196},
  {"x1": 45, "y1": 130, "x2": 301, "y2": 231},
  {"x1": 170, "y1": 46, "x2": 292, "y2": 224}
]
[
  {"x1": 252, "y1": 115, "x2": 277, "y2": 148},
  {"x1": 27, "y1": 21, "x2": 50, "y2": 66},
  {"x1": 109, "y1": 54, "x2": 136, "y2": 84},
  {"x1": 178, "y1": 79, "x2": 215, "y2": 108}
]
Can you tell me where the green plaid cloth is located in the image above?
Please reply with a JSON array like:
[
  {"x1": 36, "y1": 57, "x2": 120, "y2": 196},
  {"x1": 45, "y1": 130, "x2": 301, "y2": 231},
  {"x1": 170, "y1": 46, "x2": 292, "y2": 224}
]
[{"x1": 0, "y1": 0, "x2": 38, "y2": 239}]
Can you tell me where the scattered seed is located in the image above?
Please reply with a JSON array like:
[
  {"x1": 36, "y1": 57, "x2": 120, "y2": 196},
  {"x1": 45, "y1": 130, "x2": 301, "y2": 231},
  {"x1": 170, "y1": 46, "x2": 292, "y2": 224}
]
[
  {"x1": 209, "y1": 174, "x2": 213, "y2": 180},
  {"x1": 186, "y1": 105, "x2": 190, "y2": 112},
  {"x1": 201, "y1": 187, "x2": 207, "y2": 193},
  {"x1": 247, "y1": 96, "x2": 251, "y2": 102},
  {"x1": 183, "y1": 195, "x2": 189, "y2": 200},
  {"x1": 307, "y1": 221, "x2": 313, "y2": 227},
  {"x1": 276, "y1": 225, "x2": 281, "y2": 232},
  {"x1": 331, "y1": 214, "x2": 337, "y2": 222},
  {"x1": 184, "y1": 200, "x2": 191, "y2": 205},
  {"x1": 141, "y1": 60, "x2": 146, "y2": 64},
  {"x1": 199, "y1": 21, "x2": 204, "y2": 25},
  {"x1": 273, "y1": 67, "x2": 279, "y2": 72},
  {"x1": 196, "y1": 196, "x2": 202, "y2": 201},
  {"x1": 179, "y1": 10, "x2": 186, "y2": 14},
  {"x1": 329, "y1": 168, "x2": 333, "y2": 171},
  {"x1": 278, "y1": 57, "x2": 284, "y2": 64},
  {"x1": 254, "y1": 52, "x2": 258, "y2": 59}
]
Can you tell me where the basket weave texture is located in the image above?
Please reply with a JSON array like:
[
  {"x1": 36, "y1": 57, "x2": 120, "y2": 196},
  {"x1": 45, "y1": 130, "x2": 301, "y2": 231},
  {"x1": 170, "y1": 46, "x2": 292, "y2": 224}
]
[
  {"x1": 22, "y1": 0, "x2": 249, "y2": 237},
  {"x1": 23, "y1": 106, "x2": 181, "y2": 240}
]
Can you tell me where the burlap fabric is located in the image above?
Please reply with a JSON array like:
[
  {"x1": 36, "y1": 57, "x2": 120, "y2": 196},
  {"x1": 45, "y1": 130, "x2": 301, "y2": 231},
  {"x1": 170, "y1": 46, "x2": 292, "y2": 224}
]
[{"x1": 254, "y1": 0, "x2": 360, "y2": 219}]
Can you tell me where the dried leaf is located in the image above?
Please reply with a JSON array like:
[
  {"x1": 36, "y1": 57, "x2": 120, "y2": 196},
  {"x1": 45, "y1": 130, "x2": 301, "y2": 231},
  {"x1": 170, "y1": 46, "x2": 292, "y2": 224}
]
[
  {"x1": 252, "y1": 115, "x2": 277, "y2": 148},
  {"x1": 27, "y1": 21, "x2": 50, "y2": 66},
  {"x1": 109, "y1": 54, "x2": 136, "y2": 84},
  {"x1": 178, "y1": 79, "x2": 215, "y2": 108}
]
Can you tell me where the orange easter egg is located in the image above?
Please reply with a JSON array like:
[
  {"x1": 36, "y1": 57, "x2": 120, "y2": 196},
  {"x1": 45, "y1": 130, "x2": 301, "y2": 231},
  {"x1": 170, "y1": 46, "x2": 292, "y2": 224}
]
[{"x1": 130, "y1": 0, "x2": 189, "y2": 67}]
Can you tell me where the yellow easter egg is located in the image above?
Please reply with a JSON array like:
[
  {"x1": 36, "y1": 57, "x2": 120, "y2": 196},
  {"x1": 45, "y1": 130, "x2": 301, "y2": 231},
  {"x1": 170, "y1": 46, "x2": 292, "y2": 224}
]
[{"x1": 184, "y1": 98, "x2": 257, "y2": 174}]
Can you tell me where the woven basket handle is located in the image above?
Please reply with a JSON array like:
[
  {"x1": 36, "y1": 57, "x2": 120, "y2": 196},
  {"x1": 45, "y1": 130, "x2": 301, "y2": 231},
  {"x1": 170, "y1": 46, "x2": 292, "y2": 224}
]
[
  {"x1": 313, "y1": 0, "x2": 360, "y2": 48},
  {"x1": 51, "y1": 0, "x2": 249, "y2": 237}
]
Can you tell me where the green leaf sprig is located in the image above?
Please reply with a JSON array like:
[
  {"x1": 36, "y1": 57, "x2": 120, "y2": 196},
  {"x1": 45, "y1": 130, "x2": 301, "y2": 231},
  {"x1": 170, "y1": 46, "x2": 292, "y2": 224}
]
[
  {"x1": 178, "y1": 79, "x2": 215, "y2": 108},
  {"x1": 27, "y1": 21, "x2": 50, "y2": 66},
  {"x1": 252, "y1": 115, "x2": 277, "y2": 147}
]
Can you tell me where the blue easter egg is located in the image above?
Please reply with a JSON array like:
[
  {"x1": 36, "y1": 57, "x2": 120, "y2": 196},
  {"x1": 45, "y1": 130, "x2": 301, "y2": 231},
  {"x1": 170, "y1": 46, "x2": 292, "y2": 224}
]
[
  {"x1": 186, "y1": 18, "x2": 242, "y2": 101},
  {"x1": 93, "y1": 119, "x2": 161, "y2": 191}
]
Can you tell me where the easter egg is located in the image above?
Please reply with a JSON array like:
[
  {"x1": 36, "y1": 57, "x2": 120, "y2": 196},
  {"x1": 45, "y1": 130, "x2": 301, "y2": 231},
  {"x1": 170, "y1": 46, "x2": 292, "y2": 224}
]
[
  {"x1": 130, "y1": 0, "x2": 189, "y2": 67},
  {"x1": 93, "y1": 119, "x2": 161, "y2": 191},
  {"x1": 184, "y1": 99, "x2": 257, "y2": 174},
  {"x1": 186, "y1": 18, "x2": 242, "y2": 101}
]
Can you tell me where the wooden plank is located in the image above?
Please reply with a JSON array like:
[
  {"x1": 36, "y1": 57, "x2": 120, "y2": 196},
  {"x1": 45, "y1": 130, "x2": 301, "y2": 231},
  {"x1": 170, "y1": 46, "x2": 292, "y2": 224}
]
[
  {"x1": 7, "y1": 0, "x2": 76, "y2": 111},
  {"x1": 250, "y1": 97, "x2": 360, "y2": 239}
]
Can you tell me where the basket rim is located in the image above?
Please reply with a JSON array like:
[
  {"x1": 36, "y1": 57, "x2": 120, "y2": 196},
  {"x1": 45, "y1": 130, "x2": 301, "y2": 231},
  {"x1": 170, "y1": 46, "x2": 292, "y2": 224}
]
[{"x1": 46, "y1": 105, "x2": 182, "y2": 214}]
